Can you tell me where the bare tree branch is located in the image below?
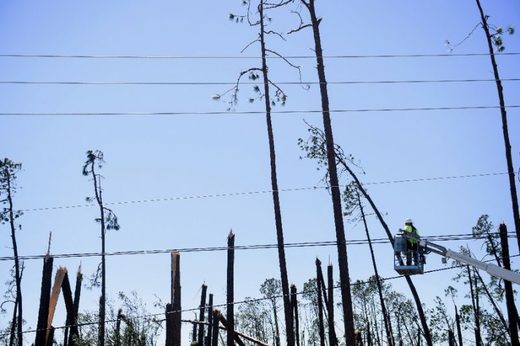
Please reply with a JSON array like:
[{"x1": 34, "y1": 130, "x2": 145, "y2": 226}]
[
  {"x1": 241, "y1": 38, "x2": 261, "y2": 53},
  {"x1": 265, "y1": 0, "x2": 294, "y2": 10},
  {"x1": 265, "y1": 30, "x2": 286, "y2": 41},
  {"x1": 265, "y1": 48, "x2": 302, "y2": 81},
  {"x1": 287, "y1": 23, "x2": 311, "y2": 35},
  {"x1": 287, "y1": 10, "x2": 311, "y2": 35}
]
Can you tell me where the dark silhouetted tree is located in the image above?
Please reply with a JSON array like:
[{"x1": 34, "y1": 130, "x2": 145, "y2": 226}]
[
  {"x1": 0, "y1": 159, "x2": 23, "y2": 346},
  {"x1": 290, "y1": 1, "x2": 356, "y2": 342},
  {"x1": 82, "y1": 150, "x2": 120, "y2": 346},
  {"x1": 217, "y1": 2, "x2": 303, "y2": 344}
]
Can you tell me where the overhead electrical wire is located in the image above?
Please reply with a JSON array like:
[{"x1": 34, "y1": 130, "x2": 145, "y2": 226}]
[
  {"x1": 19, "y1": 253, "x2": 520, "y2": 334},
  {"x1": 0, "y1": 78, "x2": 519, "y2": 86},
  {"x1": 0, "y1": 232, "x2": 516, "y2": 262},
  {"x1": 2, "y1": 52, "x2": 520, "y2": 60},
  {"x1": 1, "y1": 104, "x2": 519, "y2": 117},
  {"x1": 18, "y1": 171, "x2": 511, "y2": 212}
]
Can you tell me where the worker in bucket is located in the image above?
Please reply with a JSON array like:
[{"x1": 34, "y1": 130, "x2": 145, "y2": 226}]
[{"x1": 402, "y1": 218, "x2": 420, "y2": 265}]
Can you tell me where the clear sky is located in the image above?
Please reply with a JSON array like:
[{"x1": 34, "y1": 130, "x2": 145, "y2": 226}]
[{"x1": 0, "y1": 0, "x2": 519, "y2": 344}]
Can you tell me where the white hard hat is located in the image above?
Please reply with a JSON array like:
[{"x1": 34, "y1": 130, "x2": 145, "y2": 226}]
[{"x1": 405, "y1": 218, "x2": 413, "y2": 224}]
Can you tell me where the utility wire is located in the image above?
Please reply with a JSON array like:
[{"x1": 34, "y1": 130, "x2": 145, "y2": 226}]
[
  {"x1": 1, "y1": 232, "x2": 516, "y2": 262},
  {"x1": 19, "y1": 253, "x2": 520, "y2": 335},
  {"x1": 2, "y1": 52, "x2": 520, "y2": 60},
  {"x1": 1, "y1": 105, "x2": 519, "y2": 117},
  {"x1": 19, "y1": 171, "x2": 511, "y2": 212},
  {"x1": 1, "y1": 78, "x2": 519, "y2": 86}
]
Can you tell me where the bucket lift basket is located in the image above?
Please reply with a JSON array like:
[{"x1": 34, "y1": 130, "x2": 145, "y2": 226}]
[{"x1": 394, "y1": 233, "x2": 424, "y2": 275}]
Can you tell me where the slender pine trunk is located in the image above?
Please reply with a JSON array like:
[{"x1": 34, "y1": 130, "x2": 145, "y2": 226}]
[
  {"x1": 6, "y1": 172, "x2": 23, "y2": 346},
  {"x1": 301, "y1": 1, "x2": 356, "y2": 343},
  {"x1": 91, "y1": 163, "x2": 106, "y2": 346},
  {"x1": 258, "y1": 2, "x2": 294, "y2": 345},
  {"x1": 475, "y1": 0, "x2": 520, "y2": 252}
]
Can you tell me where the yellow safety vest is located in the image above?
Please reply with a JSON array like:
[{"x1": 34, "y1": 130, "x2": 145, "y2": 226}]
[{"x1": 404, "y1": 224, "x2": 419, "y2": 244}]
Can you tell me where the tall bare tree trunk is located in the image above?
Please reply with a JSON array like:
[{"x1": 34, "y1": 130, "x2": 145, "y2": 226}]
[
  {"x1": 258, "y1": 2, "x2": 294, "y2": 345},
  {"x1": 89, "y1": 162, "x2": 106, "y2": 346},
  {"x1": 5, "y1": 171, "x2": 23, "y2": 346},
  {"x1": 301, "y1": 1, "x2": 356, "y2": 343},
  {"x1": 475, "y1": 0, "x2": 520, "y2": 252}
]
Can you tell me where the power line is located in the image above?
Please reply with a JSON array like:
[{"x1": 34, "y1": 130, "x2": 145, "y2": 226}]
[
  {"x1": 1, "y1": 232, "x2": 516, "y2": 262},
  {"x1": 1, "y1": 104, "x2": 519, "y2": 117},
  {"x1": 1, "y1": 78, "x2": 519, "y2": 86},
  {"x1": 19, "y1": 171, "x2": 510, "y2": 212},
  {"x1": 19, "y1": 253, "x2": 520, "y2": 335},
  {"x1": 2, "y1": 52, "x2": 520, "y2": 60}
]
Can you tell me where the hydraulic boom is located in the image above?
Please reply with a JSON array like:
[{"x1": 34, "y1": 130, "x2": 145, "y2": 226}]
[{"x1": 394, "y1": 233, "x2": 520, "y2": 285}]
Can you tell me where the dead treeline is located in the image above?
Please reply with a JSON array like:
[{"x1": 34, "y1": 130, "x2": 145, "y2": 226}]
[{"x1": 1, "y1": 0, "x2": 519, "y2": 345}]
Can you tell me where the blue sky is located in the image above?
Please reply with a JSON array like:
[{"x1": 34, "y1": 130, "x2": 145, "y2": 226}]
[{"x1": 0, "y1": 0, "x2": 519, "y2": 343}]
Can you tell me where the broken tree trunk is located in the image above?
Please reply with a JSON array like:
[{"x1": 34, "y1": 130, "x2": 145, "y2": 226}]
[
  {"x1": 69, "y1": 266, "x2": 82, "y2": 346},
  {"x1": 185, "y1": 317, "x2": 269, "y2": 346},
  {"x1": 115, "y1": 309, "x2": 123, "y2": 346},
  {"x1": 206, "y1": 293, "x2": 214, "y2": 346},
  {"x1": 61, "y1": 272, "x2": 75, "y2": 346},
  {"x1": 217, "y1": 310, "x2": 245, "y2": 346},
  {"x1": 211, "y1": 310, "x2": 219, "y2": 346},
  {"x1": 227, "y1": 231, "x2": 235, "y2": 346},
  {"x1": 165, "y1": 304, "x2": 173, "y2": 346},
  {"x1": 499, "y1": 224, "x2": 520, "y2": 346},
  {"x1": 327, "y1": 264, "x2": 337, "y2": 346},
  {"x1": 47, "y1": 267, "x2": 67, "y2": 344},
  {"x1": 315, "y1": 258, "x2": 325, "y2": 346},
  {"x1": 35, "y1": 256, "x2": 54, "y2": 346},
  {"x1": 197, "y1": 284, "x2": 208, "y2": 345},
  {"x1": 172, "y1": 251, "x2": 181, "y2": 346},
  {"x1": 290, "y1": 284, "x2": 300, "y2": 346}
]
